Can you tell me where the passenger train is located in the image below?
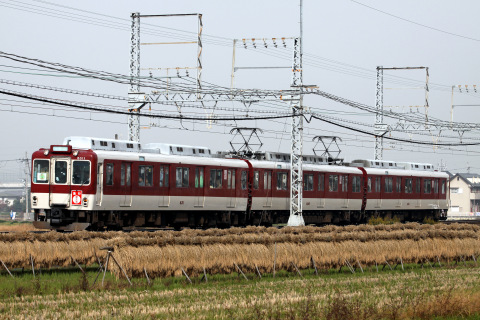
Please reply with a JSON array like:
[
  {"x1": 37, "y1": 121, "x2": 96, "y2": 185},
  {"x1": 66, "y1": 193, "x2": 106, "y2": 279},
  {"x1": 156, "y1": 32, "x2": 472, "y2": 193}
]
[{"x1": 30, "y1": 137, "x2": 449, "y2": 231}]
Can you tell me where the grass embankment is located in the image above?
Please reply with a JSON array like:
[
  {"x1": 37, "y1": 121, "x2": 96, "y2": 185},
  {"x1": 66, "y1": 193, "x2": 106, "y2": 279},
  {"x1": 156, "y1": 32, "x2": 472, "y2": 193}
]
[{"x1": 0, "y1": 265, "x2": 480, "y2": 319}]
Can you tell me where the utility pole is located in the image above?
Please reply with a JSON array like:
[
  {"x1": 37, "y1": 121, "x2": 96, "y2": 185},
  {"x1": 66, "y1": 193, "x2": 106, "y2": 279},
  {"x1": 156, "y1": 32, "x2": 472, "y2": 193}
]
[
  {"x1": 287, "y1": 0, "x2": 305, "y2": 227},
  {"x1": 374, "y1": 66, "x2": 384, "y2": 160},
  {"x1": 128, "y1": 12, "x2": 141, "y2": 142},
  {"x1": 20, "y1": 152, "x2": 30, "y2": 220}
]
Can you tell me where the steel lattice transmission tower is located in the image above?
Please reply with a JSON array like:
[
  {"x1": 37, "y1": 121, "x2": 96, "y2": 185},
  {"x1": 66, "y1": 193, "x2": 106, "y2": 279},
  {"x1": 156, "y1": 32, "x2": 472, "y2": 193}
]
[
  {"x1": 128, "y1": 12, "x2": 141, "y2": 142},
  {"x1": 374, "y1": 66, "x2": 384, "y2": 160}
]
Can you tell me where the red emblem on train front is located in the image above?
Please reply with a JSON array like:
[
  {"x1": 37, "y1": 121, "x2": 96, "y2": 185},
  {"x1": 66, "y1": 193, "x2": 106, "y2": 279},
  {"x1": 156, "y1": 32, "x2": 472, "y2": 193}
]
[{"x1": 72, "y1": 190, "x2": 82, "y2": 206}]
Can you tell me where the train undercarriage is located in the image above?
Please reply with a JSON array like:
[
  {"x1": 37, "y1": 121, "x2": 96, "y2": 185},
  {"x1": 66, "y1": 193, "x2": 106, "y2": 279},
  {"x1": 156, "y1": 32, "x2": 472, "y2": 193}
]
[{"x1": 33, "y1": 207, "x2": 446, "y2": 231}]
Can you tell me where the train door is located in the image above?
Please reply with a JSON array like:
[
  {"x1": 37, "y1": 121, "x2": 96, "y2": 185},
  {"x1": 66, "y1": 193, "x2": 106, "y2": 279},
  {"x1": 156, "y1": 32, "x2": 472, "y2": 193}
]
[
  {"x1": 226, "y1": 169, "x2": 236, "y2": 208},
  {"x1": 263, "y1": 170, "x2": 273, "y2": 207},
  {"x1": 96, "y1": 163, "x2": 103, "y2": 206},
  {"x1": 158, "y1": 165, "x2": 170, "y2": 207},
  {"x1": 341, "y1": 174, "x2": 349, "y2": 208},
  {"x1": 317, "y1": 173, "x2": 326, "y2": 208},
  {"x1": 49, "y1": 157, "x2": 71, "y2": 206},
  {"x1": 194, "y1": 167, "x2": 205, "y2": 207},
  {"x1": 119, "y1": 162, "x2": 132, "y2": 207}
]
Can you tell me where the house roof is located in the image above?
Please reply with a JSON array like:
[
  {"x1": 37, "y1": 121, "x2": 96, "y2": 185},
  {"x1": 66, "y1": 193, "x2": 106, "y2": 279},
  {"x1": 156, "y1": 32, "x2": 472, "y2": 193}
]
[
  {"x1": 451, "y1": 173, "x2": 480, "y2": 187},
  {"x1": 0, "y1": 189, "x2": 24, "y2": 197}
]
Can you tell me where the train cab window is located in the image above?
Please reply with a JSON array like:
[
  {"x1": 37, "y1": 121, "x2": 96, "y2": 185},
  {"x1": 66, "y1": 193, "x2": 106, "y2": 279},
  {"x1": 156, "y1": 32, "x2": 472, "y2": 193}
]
[
  {"x1": 329, "y1": 175, "x2": 338, "y2": 192},
  {"x1": 385, "y1": 177, "x2": 393, "y2": 193},
  {"x1": 241, "y1": 171, "x2": 247, "y2": 190},
  {"x1": 210, "y1": 169, "x2": 223, "y2": 189},
  {"x1": 441, "y1": 180, "x2": 446, "y2": 194},
  {"x1": 405, "y1": 178, "x2": 413, "y2": 193},
  {"x1": 160, "y1": 166, "x2": 169, "y2": 187},
  {"x1": 318, "y1": 173, "x2": 325, "y2": 191},
  {"x1": 424, "y1": 179, "x2": 432, "y2": 194},
  {"x1": 54, "y1": 160, "x2": 68, "y2": 184},
  {"x1": 277, "y1": 172, "x2": 288, "y2": 190},
  {"x1": 138, "y1": 165, "x2": 153, "y2": 187},
  {"x1": 396, "y1": 178, "x2": 402, "y2": 193},
  {"x1": 194, "y1": 167, "x2": 203, "y2": 188},
  {"x1": 367, "y1": 177, "x2": 372, "y2": 193},
  {"x1": 352, "y1": 176, "x2": 361, "y2": 193},
  {"x1": 264, "y1": 171, "x2": 272, "y2": 190},
  {"x1": 253, "y1": 171, "x2": 259, "y2": 190},
  {"x1": 375, "y1": 177, "x2": 381, "y2": 193},
  {"x1": 304, "y1": 174, "x2": 314, "y2": 191},
  {"x1": 72, "y1": 161, "x2": 90, "y2": 185},
  {"x1": 33, "y1": 159, "x2": 49, "y2": 184},
  {"x1": 416, "y1": 178, "x2": 421, "y2": 193},
  {"x1": 227, "y1": 169, "x2": 236, "y2": 189},
  {"x1": 176, "y1": 167, "x2": 189, "y2": 188},
  {"x1": 121, "y1": 163, "x2": 131, "y2": 186},
  {"x1": 105, "y1": 163, "x2": 113, "y2": 186}
]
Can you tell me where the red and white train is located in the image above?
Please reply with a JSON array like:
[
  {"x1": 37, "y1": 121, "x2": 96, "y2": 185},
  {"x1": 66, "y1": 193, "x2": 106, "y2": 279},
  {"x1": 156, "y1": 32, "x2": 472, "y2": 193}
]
[{"x1": 31, "y1": 136, "x2": 449, "y2": 231}]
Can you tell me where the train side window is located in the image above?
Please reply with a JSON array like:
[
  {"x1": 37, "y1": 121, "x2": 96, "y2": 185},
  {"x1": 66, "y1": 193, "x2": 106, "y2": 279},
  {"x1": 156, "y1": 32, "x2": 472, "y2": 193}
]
[
  {"x1": 304, "y1": 174, "x2": 314, "y2": 191},
  {"x1": 194, "y1": 167, "x2": 203, "y2": 188},
  {"x1": 277, "y1": 172, "x2": 288, "y2": 190},
  {"x1": 405, "y1": 178, "x2": 413, "y2": 193},
  {"x1": 176, "y1": 167, "x2": 189, "y2": 188},
  {"x1": 385, "y1": 177, "x2": 393, "y2": 193},
  {"x1": 33, "y1": 159, "x2": 49, "y2": 184},
  {"x1": 318, "y1": 173, "x2": 325, "y2": 191},
  {"x1": 210, "y1": 169, "x2": 222, "y2": 189},
  {"x1": 72, "y1": 161, "x2": 90, "y2": 185},
  {"x1": 375, "y1": 177, "x2": 381, "y2": 193},
  {"x1": 227, "y1": 169, "x2": 236, "y2": 189},
  {"x1": 340, "y1": 175, "x2": 348, "y2": 192},
  {"x1": 160, "y1": 166, "x2": 169, "y2": 187},
  {"x1": 138, "y1": 165, "x2": 153, "y2": 187},
  {"x1": 434, "y1": 179, "x2": 439, "y2": 193},
  {"x1": 416, "y1": 178, "x2": 421, "y2": 193},
  {"x1": 367, "y1": 177, "x2": 372, "y2": 193},
  {"x1": 424, "y1": 179, "x2": 432, "y2": 194},
  {"x1": 441, "y1": 180, "x2": 445, "y2": 194},
  {"x1": 121, "y1": 163, "x2": 131, "y2": 186},
  {"x1": 396, "y1": 177, "x2": 402, "y2": 193},
  {"x1": 264, "y1": 171, "x2": 272, "y2": 190},
  {"x1": 241, "y1": 171, "x2": 247, "y2": 190},
  {"x1": 253, "y1": 171, "x2": 259, "y2": 190},
  {"x1": 329, "y1": 175, "x2": 338, "y2": 192},
  {"x1": 105, "y1": 163, "x2": 113, "y2": 186},
  {"x1": 352, "y1": 176, "x2": 361, "y2": 193}
]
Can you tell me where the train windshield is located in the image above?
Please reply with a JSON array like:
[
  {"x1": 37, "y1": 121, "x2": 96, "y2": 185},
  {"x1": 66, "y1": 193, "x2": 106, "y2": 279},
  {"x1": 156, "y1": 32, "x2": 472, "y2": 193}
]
[
  {"x1": 72, "y1": 161, "x2": 90, "y2": 185},
  {"x1": 33, "y1": 159, "x2": 49, "y2": 183}
]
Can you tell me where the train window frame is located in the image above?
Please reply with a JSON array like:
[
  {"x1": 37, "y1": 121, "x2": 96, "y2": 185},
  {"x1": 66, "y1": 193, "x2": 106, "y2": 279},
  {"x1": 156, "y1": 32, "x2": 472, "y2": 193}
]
[
  {"x1": 209, "y1": 169, "x2": 223, "y2": 189},
  {"x1": 264, "y1": 171, "x2": 272, "y2": 190},
  {"x1": 33, "y1": 159, "x2": 49, "y2": 184},
  {"x1": 352, "y1": 176, "x2": 361, "y2": 193},
  {"x1": 416, "y1": 178, "x2": 421, "y2": 193},
  {"x1": 176, "y1": 167, "x2": 189, "y2": 188},
  {"x1": 385, "y1": 177, "x2": 393, "y2": 193},
  {"x1": 341, "y1": 175, "x2": 348, "y2": 192},
  {"x1": 120, "y1": 163, "x2": 131, "y2": 187},
  {"x1": 367, "y1": 177, "x2": 372, "y2": 193},
  {"x1": 241, "y1": 171, "x2": 247, "y2": 190},
  {"x1": 276, "y1": 172, "x2": 288, "y2": 191},
  {"x1": 304, "y1": 174, "x2": 314, "y2": 191},
  {"x1": 329, "y1": 175, "x2": 338, "y2": 192},
  {"x1": 433, "y1": 179, "x2": 439, "y2": 193},
  {"x1": 253, "y1": 171, "x2": 259, "y2": 190},
  {"x1": 72, "y1": 160, "x2": 91, "y2": 185},
  {"x1": 318, "y1": 173, "x2": 325, "y2": 191},
  {"x1": 227, "y1": 169, "x2": 236, "y2": 189},
  {"x1": 105, "y1": 163, "x2": 114, "y2": 186},
  {"x1": 424, "y1": 179, "x2": 432, "y2": 194},
  {"x1": 405, "y1": 178, "x2": 413, "y2": 193},
  {"x1": 194, "y1": 167, "x2": 203, "y2": 188},
  {"x1": 375, "y1": 177, "x2": 381, "y2": 193},
  {"x1": 395, "y1": 177, "x2": 402, "y2": 193},
  {"x1": 160, "y1": 165, "x2": 170, "y2": 187},
  {"x1": 441, "y1": 180, "x2": 446, "y2": 194},
  {"x1": 138, "y1": 165, "x2": 153, "y2": 187}
]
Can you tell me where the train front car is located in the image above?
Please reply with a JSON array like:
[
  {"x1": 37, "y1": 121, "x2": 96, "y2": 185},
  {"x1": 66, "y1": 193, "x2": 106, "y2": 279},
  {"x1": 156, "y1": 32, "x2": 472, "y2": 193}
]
[{"x1": 31, "y1": 145, "x2": 97, "y2": 231}]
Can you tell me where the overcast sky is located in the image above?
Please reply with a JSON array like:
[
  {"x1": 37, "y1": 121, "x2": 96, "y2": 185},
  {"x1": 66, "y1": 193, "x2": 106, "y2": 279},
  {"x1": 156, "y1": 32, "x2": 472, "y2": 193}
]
[{"x1": 1, "y1": 0, "x2": 479, "y2": 181}]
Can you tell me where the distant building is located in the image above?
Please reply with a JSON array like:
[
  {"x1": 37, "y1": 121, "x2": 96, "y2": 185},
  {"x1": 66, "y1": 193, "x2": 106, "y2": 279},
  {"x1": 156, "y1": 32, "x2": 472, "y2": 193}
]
[
  {"x1": 448, "y1": 173, "x2": 480, "y2": 217},
  {"x1": 0, "y1": 183, "x2": 25, "y2": 208}
]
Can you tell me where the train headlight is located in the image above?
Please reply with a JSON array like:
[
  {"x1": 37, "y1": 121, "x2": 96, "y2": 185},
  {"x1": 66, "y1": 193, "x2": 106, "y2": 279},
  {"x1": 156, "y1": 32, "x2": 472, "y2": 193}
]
[
  {"x1": 73, "y1": 150, "x2": 79, "y2": 156},
  {"x1": 43, "y1": 150, "x2": 49, "y2": 156},
  {"x1": 32, "y1": 196, "x2": 37, "y2": 206},
  {"x1": 83, "y1": 197, "x2": 88, "y2": 207}
]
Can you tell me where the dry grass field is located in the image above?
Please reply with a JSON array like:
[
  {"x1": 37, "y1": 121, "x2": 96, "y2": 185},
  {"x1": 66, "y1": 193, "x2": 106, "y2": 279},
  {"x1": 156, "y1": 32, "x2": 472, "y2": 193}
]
[{"x1": 0, "y1": 223, "x2": 478, "y2": 279}]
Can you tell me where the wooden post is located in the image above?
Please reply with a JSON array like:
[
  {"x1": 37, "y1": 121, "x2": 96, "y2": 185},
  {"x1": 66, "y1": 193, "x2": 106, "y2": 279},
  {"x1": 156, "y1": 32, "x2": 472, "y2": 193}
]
[
  {"x1": 144, "y1": 267, "x2": 151, "y2": 285},
  {"x1": 356, "y1": 259, "x2": 364, "y2": 273},
  {"x1": 0, "y1": 259, "x2": 14, "y2": 279},
  {"x1": 253, "y1": 264, "x2": 262, "y2": 279},
  {"x1": 291, "y1": 262, "x2": 303, "y2": 278},
  {"x1": 273, "y1": 242, "x2": 277, "y2": 278},
  {"x1": 101, "y1": 251, "x2": 110, "y2": 287},
  {"x1": 234, "y1": 263, "x2": 248, "y2": 281},
  {"x1": 95, "y1": 251, "x2": 104, "y2": 273},
  {"x1": 384, "y1": 259, "x2": 392, "y2": 271},
  {"x1": 472, "y1": 255, "x2": 477, "y2": 267},
  {"x1": 30, "y1": 254, "x2": 35, "y2": 279},
  {"x1": 71, "y1": 256, "x2": 85, "y2": 274},
  {"x1": 437, "y1": 256, "x2": 442, "y2": 268},
  {"x1": 110, "y1": 253, "x2": 132, "y2": 286},
  {"x1": 400, "y1": 257, "x2": 404, "y2": 271},
  {"x1": 200, "y1": 267, "x2": 208, "y2": 283},
  {"x1": 311, "y1": 256, "x2": 318, "y2": 276},
  {"x1": 375, "y1": 260, "x2": 378, "y2": 273},
  {"x1": 461, "y1": 256, "x2": 467, "y2": 267},
  {"x1": 345, "y1": 260, "x2": 355, "y2": 274},
  {"x1": 181, "y1": 267, "x2": 192, "y2": 284}
]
